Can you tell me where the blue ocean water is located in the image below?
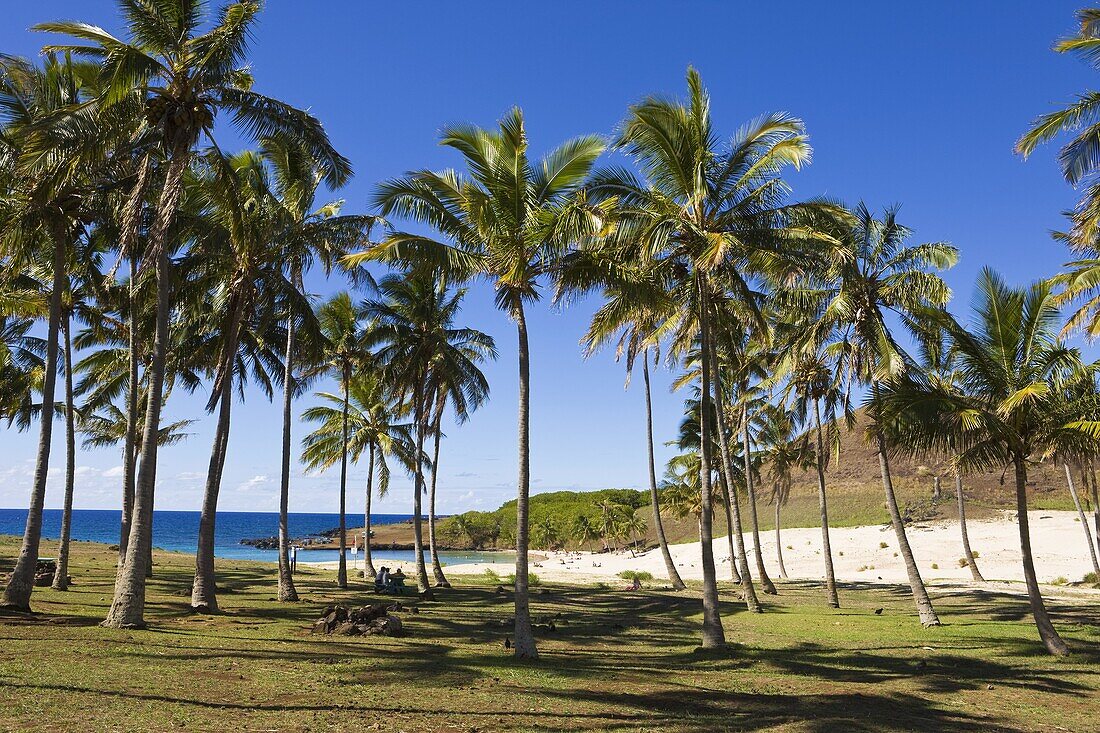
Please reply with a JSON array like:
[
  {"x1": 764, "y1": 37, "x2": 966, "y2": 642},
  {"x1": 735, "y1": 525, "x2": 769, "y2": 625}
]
[{"x1": 0, "y1": 508, "x2": 511, "y2": 566}]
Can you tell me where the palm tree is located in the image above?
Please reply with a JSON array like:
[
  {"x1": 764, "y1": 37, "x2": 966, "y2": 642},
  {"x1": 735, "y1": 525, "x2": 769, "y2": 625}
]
[
  {"x1": 1050, "y1": 366, "x2": 1100, "y2": 576},
  {"x1": 1062, "y1": 460, "x2": 1100, "y2": 575},
  {"x1": 353, "y1": 110, "x2": 601, "y2": 658},
  {"x1": 0, "y1": 275, "x2": 43, "y2": 430},
  {"x1": 422, "y1": 311, "x2": 494, "y2": 588},
  {"x1": 1017, "y1": 9, "x2": 1100, "y2": 246},
  {"x1": 185, "y1": 148, "x2": 297, "y2": 612},
  {"x1": 533, "y1": 517, "x2": 563, "y2": 550},
  {"x1": 0, "y1": 52, "x2": 108, "y2": 611},
  {"x1": 564, "y1": 251, "x2": 687, "y2": 589},
  {"x1": 673, "y1": 377, "x2": 753, "y2": 595},
  {"x1": 784, "y1": 348, "x2": 846, "y2": 607},
  {"x1": 363, "y1": 273, "x2": 495, "y2": 594},
  {"x1": 301, "y1": 371, "x2": 416, "y2": 581},
  {"x1": 714, "y1": 327, "x2": 778, "y2": 595},
  {"x1": 757, "y1": 404, "x2": 809, "y2": 580},
  {"x1": 879, "y1": 269, "x2": 1095, "y2": 655},
  {"x1": 826, "y1": 204, "x2": 956, "y2": 627},
  {"x1": 72, "y1": 270, "x2": 202, "y2": 569},
  {"x1": 704, "y1": 344, "x2": 764, "y2": 609},
  {"x1": 910, "y1": 321, "x2": 986, "y2": 582},
  {"x1": 40, "y1": 0, "x2": 351, "y2": 628},
  {"x1": 596, "y1": 500, "x2": 627, "y2": 552},
  {"x1": 586, "y1": 68, "x2": 838, "y2": 647},
  {"x1": 48, "y1": 239, "x2": 108, "y2": 591},
  {"x1": 261, "y1": 135, "x2": 374, "y2": 603},
  {"x1": 300, "y1": 292, "x2": 366, "y2": 588},
  {"x1": 621, "y1": 510, "x2": 648, "y2": 557},
  {"x1": 660, "y1": 453, "x2": 703, "y2": 523},
  {"x1": 571, "y1": 514, "x2": 599, "y2": 549}
]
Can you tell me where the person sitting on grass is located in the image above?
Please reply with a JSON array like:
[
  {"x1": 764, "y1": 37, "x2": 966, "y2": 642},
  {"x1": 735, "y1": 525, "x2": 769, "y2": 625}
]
[
  {"x1": 622, "y1": 576, "x2": 641, "y2": 591},
  {"x1": 374, "y1": 566, "x2": 389, "y2": 593},
  {"x1": 389, "y1": 568, "x2": 407, "y2": 594}
]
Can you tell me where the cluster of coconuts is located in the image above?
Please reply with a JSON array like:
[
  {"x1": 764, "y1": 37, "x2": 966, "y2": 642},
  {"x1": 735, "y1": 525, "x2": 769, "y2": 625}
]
[{"x1": 144, "y1": 95, "x2": 214, "y2": 129}]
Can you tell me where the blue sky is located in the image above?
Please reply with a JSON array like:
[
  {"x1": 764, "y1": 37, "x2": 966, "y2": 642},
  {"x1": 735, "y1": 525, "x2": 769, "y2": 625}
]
[{"x1": 0, "y1": 1, "x2": 1093, "y2": 514}]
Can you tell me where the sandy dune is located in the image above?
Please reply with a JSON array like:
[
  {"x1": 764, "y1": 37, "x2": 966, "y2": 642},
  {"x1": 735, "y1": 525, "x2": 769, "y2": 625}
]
[{"x1": 436, "y1": 510, "x2": 1099, "y2": 590}]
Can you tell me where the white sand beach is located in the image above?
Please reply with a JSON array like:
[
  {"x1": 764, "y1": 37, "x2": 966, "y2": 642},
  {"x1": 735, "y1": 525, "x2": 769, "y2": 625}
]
[{"x1": 324, "y1": 511, "x2": 1099, "y2": 592}]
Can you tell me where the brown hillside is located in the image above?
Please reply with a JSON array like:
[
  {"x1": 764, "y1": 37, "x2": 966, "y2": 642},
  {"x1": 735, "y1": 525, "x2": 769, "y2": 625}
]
[{"x1": 658, "y1": 410, "x2": 1083, "y2": 546}]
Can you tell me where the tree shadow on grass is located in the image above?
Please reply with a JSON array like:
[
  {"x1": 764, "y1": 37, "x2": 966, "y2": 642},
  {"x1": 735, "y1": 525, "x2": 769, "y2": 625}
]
[
  {"x1": 743, "y1": 641, "x2": 1094, "y2": 695},
  {"x1": 0, "y1": 678, "x2": 1020, "y2": 732}
]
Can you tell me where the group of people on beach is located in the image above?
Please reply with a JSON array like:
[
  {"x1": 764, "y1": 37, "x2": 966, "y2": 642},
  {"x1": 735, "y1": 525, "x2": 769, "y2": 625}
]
[{"x1": 373, "y1": 566, "x2": 406, "y2": 594}]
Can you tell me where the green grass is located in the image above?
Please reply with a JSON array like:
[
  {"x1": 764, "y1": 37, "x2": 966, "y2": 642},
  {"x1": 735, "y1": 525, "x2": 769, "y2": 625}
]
[{"x1": 2, "y1": 535, "x2": 1098, "y2": 732}]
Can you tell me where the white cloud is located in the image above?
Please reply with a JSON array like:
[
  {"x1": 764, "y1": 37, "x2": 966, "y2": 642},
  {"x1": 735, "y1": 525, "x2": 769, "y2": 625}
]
[
  {"x1": 238, "y1": 474, "x2": 272, "y2": 492},
  {"x1": 103, "y1": 465, "x2": 125, "y2": 478}
]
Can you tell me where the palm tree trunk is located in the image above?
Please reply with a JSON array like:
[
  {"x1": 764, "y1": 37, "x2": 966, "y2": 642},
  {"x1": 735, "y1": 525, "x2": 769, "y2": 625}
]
[
  {"x1": 742, "y1": 405, "x2": 777, "y2": 595},
  {"x1": 411, "y1": 376, "x2": 432, "y2": 597},
  {"x1": 52, "y1": 313, "x2": 77, "y2": 591},
  {"x1": 512, "y1": 303, "x2": 537, "y2": 659},
  {"x1": 814, "y1": 400, "x2": 840, "y2": 608},
  {"x1": 104, "y1": 139, "x2": 190, "y2": 628},
  {"x1": 119, "y1": 258, "x2": 140, "y2": 567},
  {"x1": 363, "y1": 442, "x2": 376, "y2": 580},
  {"x1": 720, "y1": 474, "x2": 743, "y2": 584},
  {"x1": 145, "y1": 413, "x2": 158, "y2": 581},
  {"x1": 277, "y1": 310, "x2": 298, "y2": 601},
  {"x1": 1015, "y1": 457, "x2": 1069, "y2": 655},
  {"x1": 696, "y1": 292, "x2": 727, "y2": 647},
  {"x1": 954, "y1": 468, "x2": 984, "y2": 582},
  {"x1": 774, "y1": 499, "x2": 788, "y2": 579},
  {"x1": 1064, "y1": 463, "x2": 1100, "y2": 575},
  {"x1": 337, "y1": 366, "x2": 349, "y2": 589},
  {"x1": 872, "y1": 388, "x2": 940, "y2": 627},
  {"x1": 3, "y1": 224, "x2": 66, "y2": 611},
  {"x1": 642, "y1": 352, "x2": 686, "y2": 590},
  {"x1": 116, "y1": 156, "x2": 150, "y2": 567},
  {"x1": 1090, "y1": 463, "x2": 1100, "y2": 547},
  {"x1": 710, "y1": 371, "x2": 760, "y2": 612},
  {"x1": 428, "y1": 409, "x2": 449, "y2": 587},
  {"x1": 191, "y1": 367, "x2": 234, "y2": 612}
]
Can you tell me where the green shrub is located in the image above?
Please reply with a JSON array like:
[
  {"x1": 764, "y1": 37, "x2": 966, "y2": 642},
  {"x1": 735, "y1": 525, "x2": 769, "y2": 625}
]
[
  {"x1": 931, "y1": 563, "x2": 939, "y2": 570},
  {"x1": 879, "y1": 542, "x2": 888, "y2": 549},
  {"x1": 618, "y1": 570, "x2": 654, "y2": 582},
  {"x1": 1084, "y1": 571, "x2": 1099, "y2": 586},
  {"x1": 482, "y1": 568, "x2": 501, "y2": 584},
  {"x1": 1052, "y1": 576, "x2": 1068, "y2": 586},
  {"x1": 504, "y1": 572, "x2": 540, "y2": 587},
  {"x1": 958, "y1": 558, "x2": 969, "y2": 567}
]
